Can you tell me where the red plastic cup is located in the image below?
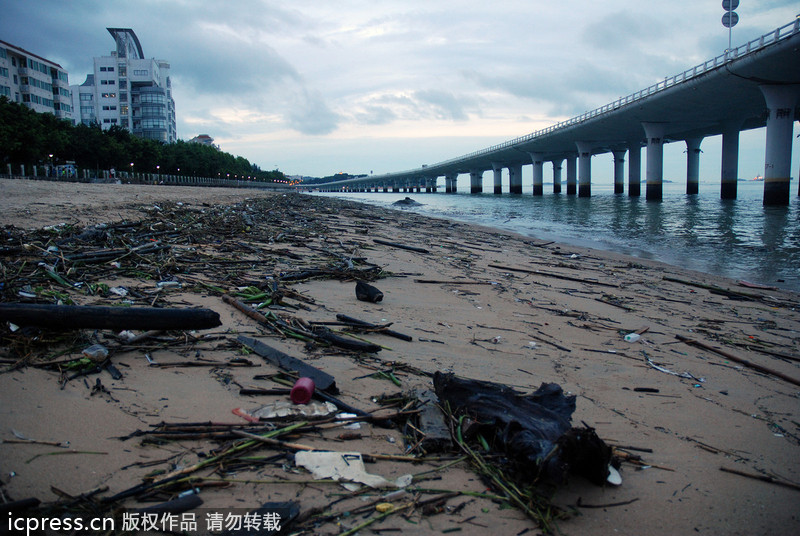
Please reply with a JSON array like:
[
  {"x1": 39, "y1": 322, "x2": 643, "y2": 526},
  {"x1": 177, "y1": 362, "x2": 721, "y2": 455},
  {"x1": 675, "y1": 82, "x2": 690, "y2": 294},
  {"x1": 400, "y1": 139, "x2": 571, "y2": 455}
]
[{"x1": 290, "y1": 377, "x2": 315, "y2": 405}]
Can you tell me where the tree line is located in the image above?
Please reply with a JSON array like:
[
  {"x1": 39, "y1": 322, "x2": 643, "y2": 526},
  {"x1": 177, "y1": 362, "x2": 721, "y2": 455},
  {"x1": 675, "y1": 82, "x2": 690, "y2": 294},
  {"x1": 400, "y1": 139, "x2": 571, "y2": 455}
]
[{"x1": 0, "y1": 97, "x2": 286, "y2": 182}]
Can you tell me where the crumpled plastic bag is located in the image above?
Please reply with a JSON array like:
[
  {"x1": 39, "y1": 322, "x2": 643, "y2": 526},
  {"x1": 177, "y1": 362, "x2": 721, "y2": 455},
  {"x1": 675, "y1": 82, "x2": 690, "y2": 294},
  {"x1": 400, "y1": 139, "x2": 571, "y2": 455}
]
[{"x1": 433, "y1": 371, "x2": 612, "y2": 485}]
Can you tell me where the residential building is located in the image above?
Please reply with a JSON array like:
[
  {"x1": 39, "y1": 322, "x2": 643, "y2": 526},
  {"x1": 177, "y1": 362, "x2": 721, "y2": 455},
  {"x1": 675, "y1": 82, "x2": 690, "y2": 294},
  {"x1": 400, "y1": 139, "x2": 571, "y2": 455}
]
[
  {"x1": 0, "y1": 39, "x2": 73, "y2": 121},
  {"x1": 189, "y1": 134, "x2": 217, "y2": 148},
  {"x1": 72, "y1": 28, "x2": 176, "y2": 143}
]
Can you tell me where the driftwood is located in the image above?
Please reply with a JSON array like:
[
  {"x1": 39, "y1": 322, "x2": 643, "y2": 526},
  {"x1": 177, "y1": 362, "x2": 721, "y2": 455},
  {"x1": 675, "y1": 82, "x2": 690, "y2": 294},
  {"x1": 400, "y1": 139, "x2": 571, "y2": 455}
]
[
  {"x1": 335, "y1": 314, "x2": 413, "y2": 341},
  {"x1": 0, "y1": 303, "x2": 221, "y2": 331},
  {"x1": 373, "y1": 238, "x2": 430, "y2": 254},
  {"x1": 487, "y1": 263, "x2": 619, "y2": 288},
  {"x1": 676, "y1": 334, "x2": 800, "y2": 387}
]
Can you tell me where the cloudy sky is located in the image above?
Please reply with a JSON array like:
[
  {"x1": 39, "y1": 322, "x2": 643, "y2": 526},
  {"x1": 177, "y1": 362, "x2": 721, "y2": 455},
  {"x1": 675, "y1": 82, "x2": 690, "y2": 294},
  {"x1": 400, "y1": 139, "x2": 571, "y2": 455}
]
[{"x1": 2, "y1": 1, "x2": 798, "y2": 180}]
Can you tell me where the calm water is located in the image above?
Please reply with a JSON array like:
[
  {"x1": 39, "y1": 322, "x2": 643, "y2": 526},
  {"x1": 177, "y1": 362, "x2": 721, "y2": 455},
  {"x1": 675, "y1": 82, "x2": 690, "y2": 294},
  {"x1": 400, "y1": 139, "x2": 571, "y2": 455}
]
[{"x1": 314, "y1": 180, "x2": 800, "y2": 292}]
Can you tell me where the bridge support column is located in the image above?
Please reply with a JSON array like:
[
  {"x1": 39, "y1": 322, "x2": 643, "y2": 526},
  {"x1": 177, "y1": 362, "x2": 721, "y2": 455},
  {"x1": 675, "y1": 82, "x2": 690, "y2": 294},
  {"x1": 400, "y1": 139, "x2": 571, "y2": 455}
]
[
  {"x1": 552, "y1": 159, "x2": 563, "y2": 194},
  {"x1": 643, "y1": 123, "x2": 666, "y2": 201},
  {"x1": 720, "y1": 120, "x2": 743, "y2": 200},
  {"x1": 685, "y1": 138, "x2": 703, "y2": 195},
  {"x1": 492, "y1": 164, "x2": 503, "y2": 194},
  {"x1": 760, "y1": 85, "x2": 799, "y2": 206},
  {"x1": 470, "y1": 170, "x2": 483, "y2": 194},
  {"x1": 509, "y1": 164, "x2": 523, "y2": 194},
  {"x1": 529, "y1": 153, "x2": 544, "y2": 196},
  {"x1": 612, "y1": 150, "x2": 626, "y2": 194},
  {"x1": 445, "y1": 173, "x2": 457, "y2": 193},
  {"x1": 628, "y1": 141, "x2": 641, "y2": 197},
  {"x1": 566, "y1": 154, "x2": 577, "y2": 195},
  {"x1": 576, "y1": 142, "x2": 593, "y2": 197}
]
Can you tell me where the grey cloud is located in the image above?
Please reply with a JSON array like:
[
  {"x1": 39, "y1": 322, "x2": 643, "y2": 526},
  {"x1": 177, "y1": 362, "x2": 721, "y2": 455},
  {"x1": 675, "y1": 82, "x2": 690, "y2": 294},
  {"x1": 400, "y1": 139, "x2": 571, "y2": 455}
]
[
  {"x1": 412, "y1": 89, "x2": 470, "y2": 121},
  {"x1": 287, "y1": 90, "x2": 341, "y2": 135},
  {"x1": 354, "y1": 105, "x2": 397, "y2": 125}
]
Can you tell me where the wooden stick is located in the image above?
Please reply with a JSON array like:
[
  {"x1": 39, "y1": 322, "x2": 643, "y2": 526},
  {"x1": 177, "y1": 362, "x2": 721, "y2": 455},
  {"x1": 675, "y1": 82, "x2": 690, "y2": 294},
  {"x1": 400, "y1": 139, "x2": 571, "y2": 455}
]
[
  {"x1": 373, "y1": 238, "x2": 430, "y2": 254},
  {"x1": 720, "y1": 466, "x2": 800, "y2": 492},
  {"x1": 677, "y1": 335, "x2": 800, "y2": 387},
  {"x1": 488, "y1": 263, "x2": 619, "y2": 288}
]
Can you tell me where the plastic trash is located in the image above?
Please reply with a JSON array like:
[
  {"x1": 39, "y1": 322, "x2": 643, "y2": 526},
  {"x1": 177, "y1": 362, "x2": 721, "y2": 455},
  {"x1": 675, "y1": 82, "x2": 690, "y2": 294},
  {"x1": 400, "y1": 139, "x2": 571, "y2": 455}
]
[
  {"x1": 290, "y1": 377, "x2": 315, "y2": 404},
  {"x1": 624, "y1": 333, "x2": 641, "y2": 343}
]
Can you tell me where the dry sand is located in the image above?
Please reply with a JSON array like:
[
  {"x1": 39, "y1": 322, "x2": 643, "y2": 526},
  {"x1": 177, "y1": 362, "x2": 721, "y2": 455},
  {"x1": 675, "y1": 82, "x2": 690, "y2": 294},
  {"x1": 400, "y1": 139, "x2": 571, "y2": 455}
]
[{"x1": 1, "y1": 178, "x2": 799, "y2": 535}]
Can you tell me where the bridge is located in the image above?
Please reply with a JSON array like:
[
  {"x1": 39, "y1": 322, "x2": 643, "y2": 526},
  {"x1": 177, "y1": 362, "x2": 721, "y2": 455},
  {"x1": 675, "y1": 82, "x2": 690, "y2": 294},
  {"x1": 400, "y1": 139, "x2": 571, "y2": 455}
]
[{"x1": 318, "y1": 18, "x2": 800, "y2": 205}]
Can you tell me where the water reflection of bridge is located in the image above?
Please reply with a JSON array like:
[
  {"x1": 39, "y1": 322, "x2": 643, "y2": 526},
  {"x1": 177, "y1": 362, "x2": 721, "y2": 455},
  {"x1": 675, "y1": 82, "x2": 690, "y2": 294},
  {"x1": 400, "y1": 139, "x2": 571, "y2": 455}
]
[{"x1": 321, "y1": 19, "x2": 800, "y2": 205}]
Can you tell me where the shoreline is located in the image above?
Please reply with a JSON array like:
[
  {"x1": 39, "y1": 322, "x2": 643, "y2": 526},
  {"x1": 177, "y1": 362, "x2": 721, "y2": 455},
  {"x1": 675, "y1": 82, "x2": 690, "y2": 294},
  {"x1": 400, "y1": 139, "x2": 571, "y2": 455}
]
[
  {"x1": 1, "y1": 179, "x2": 799, "y2": 535},
  {"x1": 313, "y1": 187, "x2": 800, "y2": 293}
]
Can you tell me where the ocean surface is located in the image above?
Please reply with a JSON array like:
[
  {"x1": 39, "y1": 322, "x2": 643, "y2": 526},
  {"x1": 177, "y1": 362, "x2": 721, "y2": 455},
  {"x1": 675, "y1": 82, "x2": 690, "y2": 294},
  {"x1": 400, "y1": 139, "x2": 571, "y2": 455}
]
[{"x1": 313, "y1": 180, "x2": 800, "y2": 292}]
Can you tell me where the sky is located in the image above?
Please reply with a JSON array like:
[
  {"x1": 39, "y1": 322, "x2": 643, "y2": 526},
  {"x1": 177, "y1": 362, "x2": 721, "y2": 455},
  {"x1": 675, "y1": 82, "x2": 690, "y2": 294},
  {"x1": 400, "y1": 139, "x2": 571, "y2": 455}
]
[{"x1": 1, "y1": 0, "x2": 798, "y2": 182}]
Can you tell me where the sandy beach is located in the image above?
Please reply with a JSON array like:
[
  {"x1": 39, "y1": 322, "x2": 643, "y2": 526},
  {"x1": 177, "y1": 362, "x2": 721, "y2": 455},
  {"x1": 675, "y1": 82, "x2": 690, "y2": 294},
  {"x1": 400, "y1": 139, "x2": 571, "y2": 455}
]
[{"x1": 1, "y1": 178, "x2": 798, "y2": 535}]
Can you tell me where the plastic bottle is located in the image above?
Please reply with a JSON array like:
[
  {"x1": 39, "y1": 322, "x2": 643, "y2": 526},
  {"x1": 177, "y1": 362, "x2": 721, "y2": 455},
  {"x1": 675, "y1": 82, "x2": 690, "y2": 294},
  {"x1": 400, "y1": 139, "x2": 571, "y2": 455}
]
[
  {"x1": 290, "y1": 377, "x2": 315, "y2": 404},
  {"x1": 624, "y1": 333, "x2": 641, "y2": 343}
]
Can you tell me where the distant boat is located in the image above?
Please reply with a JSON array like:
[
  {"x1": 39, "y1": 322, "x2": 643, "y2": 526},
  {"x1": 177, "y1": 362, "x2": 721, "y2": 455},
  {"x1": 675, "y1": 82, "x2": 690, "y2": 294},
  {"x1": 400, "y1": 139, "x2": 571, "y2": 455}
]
[{"x1": 751, "y1": 175, "x2": 764, "y2": 181}]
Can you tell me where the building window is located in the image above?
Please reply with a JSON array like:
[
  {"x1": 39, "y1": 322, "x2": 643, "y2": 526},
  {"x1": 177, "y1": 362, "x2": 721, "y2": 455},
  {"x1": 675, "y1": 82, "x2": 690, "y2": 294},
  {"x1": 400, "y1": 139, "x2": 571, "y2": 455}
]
[
  {"x1": 133, "y1": 69, "x2": 148, "y2": 76},
  {"x1": 80, "y1": 93, "x2": 93, "y2": 101},
  {"x1": 0, "y1": 85, "x2": 10, "y2": 97},
  {"x1": 101, "y1": 93, "x2": 116, "y2": 98},
  {"x1": 102, "y1": 105, "x2": 117, "y2": 111},
  {"x1": 0, "y1": 67, "x2": 8, "y2": 78}
]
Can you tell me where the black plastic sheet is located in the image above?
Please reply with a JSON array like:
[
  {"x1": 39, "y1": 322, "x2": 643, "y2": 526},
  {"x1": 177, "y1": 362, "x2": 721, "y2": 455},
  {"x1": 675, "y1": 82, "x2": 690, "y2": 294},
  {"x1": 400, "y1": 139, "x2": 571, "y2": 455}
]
[{"x1": 433, "y1": 372, "x2": 611, "y2": 485}]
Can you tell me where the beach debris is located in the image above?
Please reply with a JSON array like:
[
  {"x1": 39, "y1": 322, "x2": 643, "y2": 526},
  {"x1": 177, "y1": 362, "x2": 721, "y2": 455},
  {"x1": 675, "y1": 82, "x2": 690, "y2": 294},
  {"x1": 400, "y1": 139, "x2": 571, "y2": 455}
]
[
  {"x1": 0, "y1": 303, "x2": 221, "y2": 331},
  {"x1": 355, "y1": 280, "x2": 384, "y2": 302},
  {"x1": 624, "y1": 333, "x2": 641, "y2": 343},
  {"x1": 676, "y1": 334, "x2": 800, "y2": 387},
  {"x1": 237, "y1": 335, "x2": 337, "y2": 393},
  {"x1": 335, "y1": 313, "x2": 413, "y2": 341},
  {"x1": 373, "y1": 238, "x2": 430, "y2": 254},
  {"x1": 719, "y1": 466, "x2": 800, "y2": 492},
  {"x1": 290, "y1": 377, "x2": 315, "y2": 404},
  {"x1": 239, "y1": 400, "x2": 338, "y2": 420},
  {"x1": 392, "y1": 196, "x2": 423, "y2": 206},
  {"x1": 81, "y1": 344, "x2": 109, "y2": 361},
  {"x1": 294, "y1": 451, "x2": 412, "y2": 490},
  {"x1": 488, "y1": 263, "x2": 620, "y2": 288},
  {"x1": 411, "y1": 389, "x2": 452, "y2": 453},
  {"x1": 137, "y1": 492, "x2": 203, "y2": 514},
  {"x1": 434, "y1": 371, "x2": 614, "y2": 486}
]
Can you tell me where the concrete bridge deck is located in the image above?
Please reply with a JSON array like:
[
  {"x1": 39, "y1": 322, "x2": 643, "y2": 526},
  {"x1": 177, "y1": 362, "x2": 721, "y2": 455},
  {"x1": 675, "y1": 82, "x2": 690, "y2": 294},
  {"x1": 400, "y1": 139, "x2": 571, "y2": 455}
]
[{"x1": 320, "y1": 19, "x2": 800, "y2": 205}]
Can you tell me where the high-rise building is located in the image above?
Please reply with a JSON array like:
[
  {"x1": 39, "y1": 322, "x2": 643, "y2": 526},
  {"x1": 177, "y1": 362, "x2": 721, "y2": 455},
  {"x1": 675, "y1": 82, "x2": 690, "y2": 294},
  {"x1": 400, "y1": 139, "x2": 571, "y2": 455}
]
[
  {"x1": 72, "y1": 28, "x2": 176, "y2": 143},
  {"x1": 0, "y1": 39, "x2": 73, "y2": 122}
]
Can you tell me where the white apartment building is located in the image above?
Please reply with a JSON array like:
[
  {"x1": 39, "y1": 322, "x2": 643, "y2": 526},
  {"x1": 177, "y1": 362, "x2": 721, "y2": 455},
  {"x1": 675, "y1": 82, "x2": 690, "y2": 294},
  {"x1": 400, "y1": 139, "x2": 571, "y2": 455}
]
[
  {"x1": 72, "y1": 28, "x2": 176, "y2": 143},
  {"x1": 0, "y1": 40, "x2": 73, "y2": 121}
]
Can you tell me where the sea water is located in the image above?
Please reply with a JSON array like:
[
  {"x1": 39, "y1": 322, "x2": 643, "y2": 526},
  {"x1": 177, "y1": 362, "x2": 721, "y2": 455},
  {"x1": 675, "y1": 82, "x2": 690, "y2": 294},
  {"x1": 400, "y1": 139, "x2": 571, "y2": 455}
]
[{"x1": 314, "y1": 180, "x2": 800, "y2": 292}]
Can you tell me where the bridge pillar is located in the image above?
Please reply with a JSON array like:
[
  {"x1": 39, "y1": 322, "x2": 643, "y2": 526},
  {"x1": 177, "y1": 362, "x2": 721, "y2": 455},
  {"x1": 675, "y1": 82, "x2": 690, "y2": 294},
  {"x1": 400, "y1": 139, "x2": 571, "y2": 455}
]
[
  {"x1": 552, "y1": 159, "x2": 563, "y2": 194},
  {"x1": 760, "y1": 85, "x2": 799, "y2": 206},
  {"x1": 628, "y1": 141, "x2": 642, "y2": 197},
  {"x1": 642, "y1": 123, "x2": 666, "y2": 201},
  {"x1": 445, "y1": 173, "x2": 457, "y2": 193},
  {"x1": 470, "y1": 170, "x2": 483, "y2": 194},
  {"x1": 685, "y1": 138, "x2": 703, "y2": 195},
  {"x1": 575, "y1": 142, "x2": 593, "y2": 197},
  {"x1": 566, "y1": 154, "x2": 577, "y2": 195},
  {"x1": 612, "y1": 150, "x2": 626, "y2": 194},
  {"x1": 509, "y1": 164, "x2": 523, "y2": 194},
  {"x1": 720, "y1": 120, "x2": 743, "y2": 200},
  {"x1": 492, "y1": 164, "x2": 503, "y2": 194},
  {"x1": 529, "y1": 153, "x2": 545, "y2": 196}
]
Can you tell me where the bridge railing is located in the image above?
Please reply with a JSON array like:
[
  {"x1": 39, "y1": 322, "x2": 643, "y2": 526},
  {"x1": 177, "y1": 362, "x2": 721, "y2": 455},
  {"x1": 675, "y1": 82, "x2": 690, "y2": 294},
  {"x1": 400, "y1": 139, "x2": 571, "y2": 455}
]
[{"x1": 404, "y1": 17, "x2": 800, "y2": 176}]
